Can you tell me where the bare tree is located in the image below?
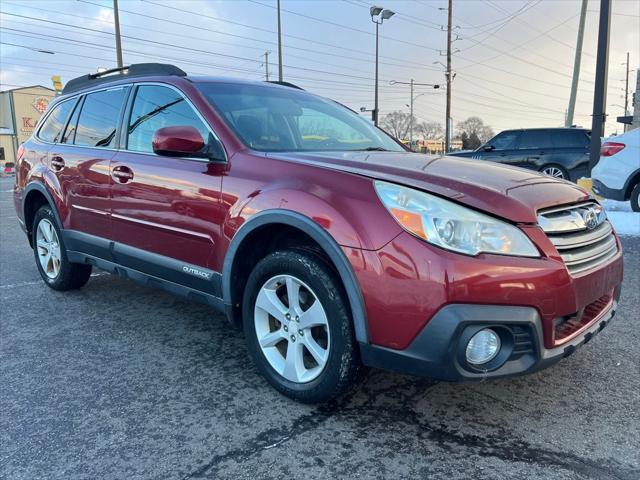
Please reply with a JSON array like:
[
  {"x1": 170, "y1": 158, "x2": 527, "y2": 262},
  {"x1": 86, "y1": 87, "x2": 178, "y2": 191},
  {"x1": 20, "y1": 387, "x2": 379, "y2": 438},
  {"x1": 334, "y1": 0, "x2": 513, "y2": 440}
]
[
  {"x1": 418, "y1": 121, "x2": 444, "y2": 140},
  {"x1": 455, "y1": 117, "x2": 494, "y2": 143},
  {"x1": 381, "y1": 111, "x2": 414, "y2": 140}
]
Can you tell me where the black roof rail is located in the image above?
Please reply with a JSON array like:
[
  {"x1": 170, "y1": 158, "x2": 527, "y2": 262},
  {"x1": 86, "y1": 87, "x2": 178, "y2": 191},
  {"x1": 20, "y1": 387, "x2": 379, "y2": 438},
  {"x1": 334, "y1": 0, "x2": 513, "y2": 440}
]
[
  {"x1": 265, "y1": 80, "x2": 305, "y2": 90},
  {"x1": 62, "y1": 63, "x2": 187, "y2": 95}
]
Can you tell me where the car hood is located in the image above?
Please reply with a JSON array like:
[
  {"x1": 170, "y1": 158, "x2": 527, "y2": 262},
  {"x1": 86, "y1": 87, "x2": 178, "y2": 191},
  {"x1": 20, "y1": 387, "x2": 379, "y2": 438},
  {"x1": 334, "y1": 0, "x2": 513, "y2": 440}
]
[{"x1": 266, "y1": 151, "x2": 592, "y2": 223}]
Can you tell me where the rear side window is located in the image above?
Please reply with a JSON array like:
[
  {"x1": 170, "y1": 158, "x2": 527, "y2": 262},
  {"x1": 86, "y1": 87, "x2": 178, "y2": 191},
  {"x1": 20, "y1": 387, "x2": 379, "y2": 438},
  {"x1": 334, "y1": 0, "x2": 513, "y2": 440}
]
[
  {"x1": 74, "y1": 88, "x2": 127, "y2": 148},
  {"x1": 517, "y1": 130, "x2": 554, "y2": 150},
  {"x1": 551, "y1": 130, "x2": 589, "y2": 148},
  {"x1": 61, "y1": 98, "x2": 82, "y2": 144},
  {"x1": 489, "y1": 131, "x2": 519, "y2": 150},
  {"x1": 38, "y1": 99, "x2": 76, "y2": 143},
  {"x1": 127, "y1": 85, "x2": 210, "y2": 153}
]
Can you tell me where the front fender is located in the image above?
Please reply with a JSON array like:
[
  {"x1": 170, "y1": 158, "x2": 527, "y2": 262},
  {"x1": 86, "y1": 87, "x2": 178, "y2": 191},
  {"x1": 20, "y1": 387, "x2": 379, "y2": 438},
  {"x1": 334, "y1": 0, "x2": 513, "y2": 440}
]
[
  {"x1": 223, "y1": 177, "x2": 402, "y2": 251},
  {"x1": 222, "y1": 209, "x2": 371, "y2": 343}
]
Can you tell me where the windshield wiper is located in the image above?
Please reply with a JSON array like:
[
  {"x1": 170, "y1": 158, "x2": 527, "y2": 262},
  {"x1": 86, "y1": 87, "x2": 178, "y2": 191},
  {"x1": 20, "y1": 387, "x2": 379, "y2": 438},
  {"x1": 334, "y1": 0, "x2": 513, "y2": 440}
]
[{"x1": 351, "y1": 147, "x2": 389, "y2": 151}]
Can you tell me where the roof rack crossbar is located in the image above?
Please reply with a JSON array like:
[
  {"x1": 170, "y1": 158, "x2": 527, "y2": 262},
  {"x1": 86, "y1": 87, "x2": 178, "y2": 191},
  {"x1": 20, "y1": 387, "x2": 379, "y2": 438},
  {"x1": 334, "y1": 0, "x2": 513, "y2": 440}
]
[{"x1": 62, "y1": 63, "x2": 187, "y2": 95}]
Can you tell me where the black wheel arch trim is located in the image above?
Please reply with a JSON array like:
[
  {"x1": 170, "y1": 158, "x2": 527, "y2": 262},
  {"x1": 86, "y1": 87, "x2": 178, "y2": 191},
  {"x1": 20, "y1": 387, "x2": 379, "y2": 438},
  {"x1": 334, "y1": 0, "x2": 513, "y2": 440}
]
[
  {"x1": 222, "y1": 209, "x2": 370, "y2": 343},
  {"x1": 22, "y1": 182, "x2": 64, "y2": 234},
  {"x1": 624, "y1": 168, "x2": 640, "y2": 198}
]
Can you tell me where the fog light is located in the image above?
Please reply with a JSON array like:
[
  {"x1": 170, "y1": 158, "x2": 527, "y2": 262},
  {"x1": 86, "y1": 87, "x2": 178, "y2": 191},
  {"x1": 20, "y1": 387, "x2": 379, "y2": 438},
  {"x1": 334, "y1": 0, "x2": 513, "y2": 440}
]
[{"x1": 466, "y1": 329, "x2": 501, "y2": 365}]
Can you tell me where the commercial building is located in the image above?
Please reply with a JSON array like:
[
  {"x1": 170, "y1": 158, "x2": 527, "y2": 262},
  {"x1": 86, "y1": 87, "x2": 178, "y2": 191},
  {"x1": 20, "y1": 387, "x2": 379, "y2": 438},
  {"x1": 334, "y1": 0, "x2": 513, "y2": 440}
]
[{"x1": 0, "y1": 85, "x2": 56, "y2": 166}]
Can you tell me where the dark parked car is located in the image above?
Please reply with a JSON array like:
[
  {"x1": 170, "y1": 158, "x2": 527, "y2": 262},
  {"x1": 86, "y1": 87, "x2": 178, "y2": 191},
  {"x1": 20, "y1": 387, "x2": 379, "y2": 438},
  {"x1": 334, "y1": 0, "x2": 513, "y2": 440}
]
[
  {"x1": 14, "y1": 64, "x2": 623, "y2": 403},
  {"x1": 450, "y1": 128, "x2": 591, "y2": 181}
]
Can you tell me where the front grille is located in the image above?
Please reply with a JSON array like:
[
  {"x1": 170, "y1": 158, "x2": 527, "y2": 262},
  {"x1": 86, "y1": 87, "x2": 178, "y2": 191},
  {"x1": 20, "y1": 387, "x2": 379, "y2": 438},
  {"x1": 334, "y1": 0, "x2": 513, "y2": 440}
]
[
  {"x1": 538, "y1": 202, "x2": 618, "y2": 275},
  {"x1": 554, "y1": 294, "x2": 612, "y2": 344}
]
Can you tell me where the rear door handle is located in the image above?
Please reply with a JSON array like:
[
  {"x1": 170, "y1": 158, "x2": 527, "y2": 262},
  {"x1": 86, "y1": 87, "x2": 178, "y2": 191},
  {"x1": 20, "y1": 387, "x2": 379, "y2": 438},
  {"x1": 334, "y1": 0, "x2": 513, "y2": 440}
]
[
  {"x1": 50, "y1": 155, "x2": 65, "y2": 171},
  {"x1": 111, "y1": 165, "x2": 134, "y2": 183}
]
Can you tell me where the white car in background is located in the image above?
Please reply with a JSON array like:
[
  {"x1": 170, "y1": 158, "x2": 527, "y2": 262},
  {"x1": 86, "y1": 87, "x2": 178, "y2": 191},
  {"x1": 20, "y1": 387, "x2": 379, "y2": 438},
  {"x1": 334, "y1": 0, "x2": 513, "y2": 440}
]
[{"x1": 592, "y1": 128, "x2": 640, "y2": 212}]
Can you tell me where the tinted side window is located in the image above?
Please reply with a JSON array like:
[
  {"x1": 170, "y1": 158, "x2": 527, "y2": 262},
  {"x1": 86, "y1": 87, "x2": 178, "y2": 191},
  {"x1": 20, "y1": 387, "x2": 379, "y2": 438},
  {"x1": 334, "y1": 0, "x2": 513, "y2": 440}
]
[
  {"x1": 61, "y1": 97, "x2": 83, "y2": 144},
  {"x1": 127, "y1": 85, "x2": 209, "y2": 153},
  {"x1": 38, "y1": 99, "x2": 76, "y2": 143},
  {"x1": 489, "y1": 131, "x2": 519, "y2": 150},
  {"x1": 74, "y1": 88, "x2": 127, "y2": 147},
  {"x1": 551, "y1": 130, "x2": 589, "y2": 148},
  {"x1": 518, "y1": 130, "x2": 553, "y2": 149}
]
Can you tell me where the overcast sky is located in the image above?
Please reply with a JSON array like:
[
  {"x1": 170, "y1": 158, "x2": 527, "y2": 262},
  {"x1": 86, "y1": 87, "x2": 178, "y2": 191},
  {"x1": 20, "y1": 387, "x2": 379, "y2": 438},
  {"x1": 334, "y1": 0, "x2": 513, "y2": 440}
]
[{"x1": 1, "y1": 0, "x2": 638, "y2": 136}]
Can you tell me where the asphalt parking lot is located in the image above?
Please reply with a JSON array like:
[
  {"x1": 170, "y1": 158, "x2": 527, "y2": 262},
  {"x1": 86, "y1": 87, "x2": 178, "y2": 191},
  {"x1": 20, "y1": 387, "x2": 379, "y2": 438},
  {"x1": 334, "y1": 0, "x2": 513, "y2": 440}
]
[{"x1": 1, "y1": 175, "x2": 639, "y2": 480}]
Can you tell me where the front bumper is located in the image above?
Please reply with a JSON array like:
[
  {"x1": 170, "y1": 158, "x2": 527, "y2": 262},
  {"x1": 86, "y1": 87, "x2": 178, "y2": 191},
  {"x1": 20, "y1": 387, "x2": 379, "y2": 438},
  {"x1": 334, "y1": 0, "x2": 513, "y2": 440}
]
[
  {"x1": 360, "y1": 292, "x2": 620, "y2": 381},
  {"x1": 592, "y1": 179, "x2": 626, "y2": 201}
]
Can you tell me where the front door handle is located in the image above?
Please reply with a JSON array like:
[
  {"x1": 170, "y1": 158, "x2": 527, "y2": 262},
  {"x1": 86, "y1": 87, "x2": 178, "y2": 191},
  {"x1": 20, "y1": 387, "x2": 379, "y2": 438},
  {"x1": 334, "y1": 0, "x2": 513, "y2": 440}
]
[
  {"x1": 50, "y1": 155, "x2": 65, "y2": 171},
  {"x1": 112, "y1": 165, "x2": 134, "y2": 183}
]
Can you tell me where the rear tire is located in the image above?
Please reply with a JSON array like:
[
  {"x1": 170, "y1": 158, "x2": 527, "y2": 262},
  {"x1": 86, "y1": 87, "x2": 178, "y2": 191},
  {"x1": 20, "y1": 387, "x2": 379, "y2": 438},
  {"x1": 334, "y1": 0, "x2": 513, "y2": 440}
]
[
  {"x1": 630, "y1": 183, "x2": 640, "y2": 213},
  {"x1": 32, "y1": 205, "x2": 92, "y2": 291},
  {"x1": 242, "y1": 249, "x2": 361, "y2": 403},
  {"x1": 540, "y1": 164, "x2": 569, "y2": 180}
]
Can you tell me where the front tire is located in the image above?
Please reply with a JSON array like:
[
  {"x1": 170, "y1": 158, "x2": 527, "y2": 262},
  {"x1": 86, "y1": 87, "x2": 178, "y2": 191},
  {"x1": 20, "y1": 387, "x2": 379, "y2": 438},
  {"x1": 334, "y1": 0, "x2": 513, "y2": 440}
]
[
  {"x1": 242, "y1": 250, "x2": 360, "y2": 403},
  {"x1": 630, "y1": 183, "x2": 640, "y2": 213},
  {"x1": 32, "y1": 205, "x2": 92, "y2": 290}
]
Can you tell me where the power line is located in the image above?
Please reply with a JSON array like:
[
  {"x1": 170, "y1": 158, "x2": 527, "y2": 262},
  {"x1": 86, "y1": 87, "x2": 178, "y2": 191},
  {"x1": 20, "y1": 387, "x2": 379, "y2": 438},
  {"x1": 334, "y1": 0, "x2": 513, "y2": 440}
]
[
  {"x1": 132, "y1": 0, "x2": 440, "y2": 68},
  {"x1": 0, "y1": 12, "x2": 412, "y2": 79},
  {"x1": 485, "y1": 0, "x2": 596, "y2": 58},
  {"x1": 0, "y1": 26, "x2": 404, "y2": 84},
  {"x1": 0, "y1": 2, "x2": 430, "y2": 71},
  {"x1": 247, "y1": 0, "x2": 441, "y2": 51}
]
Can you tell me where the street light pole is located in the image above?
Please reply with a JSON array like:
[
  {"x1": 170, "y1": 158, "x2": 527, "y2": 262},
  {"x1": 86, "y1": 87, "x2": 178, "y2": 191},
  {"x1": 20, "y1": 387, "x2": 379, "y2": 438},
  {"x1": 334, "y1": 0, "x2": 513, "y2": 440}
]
[
  {"x1": 370, "y1": 6, "x2": 395, "y2": 127},
  {"x1": 390, "y1": 80, "x2": 441, "y2": 149},
  {"x1": 113, "y1": 0, "x2": 123, "y2": 68}
]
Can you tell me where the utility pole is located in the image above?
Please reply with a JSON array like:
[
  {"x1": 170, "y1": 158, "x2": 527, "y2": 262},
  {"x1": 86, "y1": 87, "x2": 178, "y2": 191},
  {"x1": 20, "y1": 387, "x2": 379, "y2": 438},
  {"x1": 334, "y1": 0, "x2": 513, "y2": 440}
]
[
  {"x1": 409, "y1": 79, "x2": 414, "y2": 149},
  {"x1": 264, "y1": 51, "x2": 270, "y2": 81},
  {"x1": 277, "y1": 0, "x2": 283, "y2": 81},
  {"x1": 588, "y1": 0, "x2": 611, "y2": 173},
  {"x1": 624, "y1": 52, "x2": 630, "y2": 114},
  {"x1": 374, "y1": 20, "x2": 380, "y2": 125},
  {"x1": 113, "y1": 0, "x2": 123, "y2": 68},
  {"x1": 445, "y1": 0, "x2": 453, "y2": 153},
  {"x1": 566, "y1": 0, "x2": 588, "y2": 127}
]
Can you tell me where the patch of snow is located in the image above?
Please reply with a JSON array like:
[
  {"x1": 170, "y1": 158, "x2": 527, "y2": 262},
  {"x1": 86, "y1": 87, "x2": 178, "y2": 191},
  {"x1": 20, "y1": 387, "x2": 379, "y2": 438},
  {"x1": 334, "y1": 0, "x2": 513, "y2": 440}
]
[
  {"x1": 601, "y1": 199, "x2": 633, "y2": 213},
  {"x1": 607, "y1": 212, "x2": 640, "y2": 236}
]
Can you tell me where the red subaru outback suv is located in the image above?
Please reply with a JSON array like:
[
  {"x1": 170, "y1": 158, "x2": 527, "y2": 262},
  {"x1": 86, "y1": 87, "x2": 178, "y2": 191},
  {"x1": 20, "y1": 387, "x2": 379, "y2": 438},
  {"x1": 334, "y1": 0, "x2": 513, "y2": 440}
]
[{"x1": 14, "y1": 64, "x2": 623, "y2": 403}]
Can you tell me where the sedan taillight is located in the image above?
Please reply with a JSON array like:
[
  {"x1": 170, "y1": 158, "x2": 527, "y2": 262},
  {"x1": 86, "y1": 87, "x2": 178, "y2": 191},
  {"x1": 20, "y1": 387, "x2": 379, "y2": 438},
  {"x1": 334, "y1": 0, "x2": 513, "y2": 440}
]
[{"x1": 600, "y1": 141, "x2": 625, "y2": 157}]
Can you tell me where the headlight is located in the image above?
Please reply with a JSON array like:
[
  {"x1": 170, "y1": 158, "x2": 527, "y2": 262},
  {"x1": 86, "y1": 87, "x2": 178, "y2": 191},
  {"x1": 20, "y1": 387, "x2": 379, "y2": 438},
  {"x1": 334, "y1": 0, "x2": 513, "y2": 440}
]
[{"x1": 374, "y1": 181, "x2": 539, "y2": 257}]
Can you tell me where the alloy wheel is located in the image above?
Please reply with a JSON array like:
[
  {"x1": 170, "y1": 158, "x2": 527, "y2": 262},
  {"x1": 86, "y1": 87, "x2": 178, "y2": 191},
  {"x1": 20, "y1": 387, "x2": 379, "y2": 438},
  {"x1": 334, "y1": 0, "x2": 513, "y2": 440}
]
[
  {"x1": 542, "y1": 166, "x2": 565, "y2": 179},
  {"x1": 36, "y1": 219, "x2": 62, "y2": 279},
  {"x1": 254, "y1": 274, "x2": 330, "y2": 383}
]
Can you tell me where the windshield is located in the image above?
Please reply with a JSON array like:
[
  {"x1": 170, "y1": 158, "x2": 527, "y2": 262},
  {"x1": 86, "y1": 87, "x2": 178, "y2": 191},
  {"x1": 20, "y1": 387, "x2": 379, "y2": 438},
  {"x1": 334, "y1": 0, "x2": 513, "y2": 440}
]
[{"x1": 197, "y1": 83, "x2": 404, "y2": 153}]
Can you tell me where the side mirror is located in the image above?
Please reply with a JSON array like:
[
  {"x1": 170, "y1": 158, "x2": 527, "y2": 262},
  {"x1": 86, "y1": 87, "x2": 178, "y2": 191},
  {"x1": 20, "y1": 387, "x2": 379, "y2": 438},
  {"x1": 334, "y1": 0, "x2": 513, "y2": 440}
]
[
  {"x1": 152, "y1": 126, "x2": 225, "y2": 161},
  {"x1": 153, "y1": 126, "x2": 205, "y2": 157},
  {"x1": 482, "y1": 144, "x2": 495, "y2": 152}
]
